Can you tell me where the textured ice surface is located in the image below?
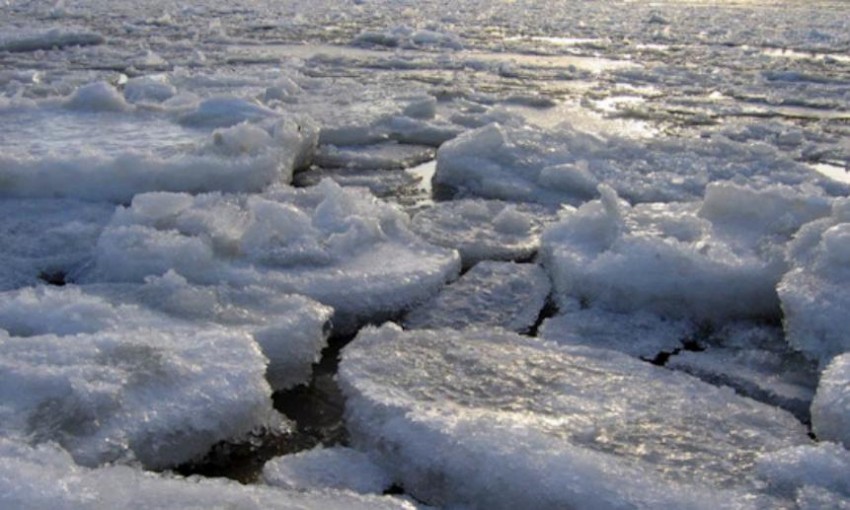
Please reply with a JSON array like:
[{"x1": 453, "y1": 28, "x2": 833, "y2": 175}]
[
  {"x1": 541, "y1": 182, "x2": 831, "y2": 322},
  {"x1": 88, "y1": 179, "x2": 460, "y2": 333},
  {"x1": 403, "y1": 261, "x2": 550, "y2": 334},
  {"x1": 757, "y1": 442, "x2": 850, "y2": 501},
  {"x1": 811, "y1": 353, "x2": 850, "y2": 449},
  {"x1": 340, "y1": 324, "x2": 809, "y2": 509},
  {"x1": 0, "y1": 438, "x2": 416, "y2": 510},
  {"x1": 667, "y1": 323, "x2": 818, "y2": 421},
  {"x1": 410, "y1": 199, "x2": 558, "y2": 267},
  {"x1": 263, "y1": 446, "x2": 391, "y2": 494},
  {"x1": 0, "y1": 285, "x2": 282, "y2": 468},
  {"x1": 779, "y1": 199, "x2": 850, "y2": 365},
  {"x1": 0, "y1": 198, "x2": 114, "y2": 291},
  {"x1": 0, "y1": 87, "x2": 316, "y2": 202},
  {"x1": 539, "y1": 308, "x2": 691, "y2": 359},
  {"x1": 435, "y1": 123, "x2": 848, "y2": 205},
  {"x1": 85, "y1": 271, "x2": 333, "y2": 391}
]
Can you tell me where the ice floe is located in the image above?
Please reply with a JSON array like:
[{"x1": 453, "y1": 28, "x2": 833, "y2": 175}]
[
  {"x1": 410, "y1": 198, "x2": 558, "y2": 267},
  {"x1": 339, "y1": 324, "x2": 810, "y2": 509},
  {"x1": 0, "y1": 438, "x2": 416, "y2": 510},
  {"x1": 0, "y1": 285, "x2": 282, "y2": 468},
  {"x1": 541, "y1": 182, "x2": 831, "y2": 323},
  {"x1": 263, "y1": 446, "x2": 391, "y2": 494},
  {"x1": 403, "y1": 261, "x2": 550, "y2": 333},
  {"x1": 435, "y1": 122, "x2": 849, "y2": 205},
  {"x1": 87, "y1": 179, "x2": 460, "y2": 333}
]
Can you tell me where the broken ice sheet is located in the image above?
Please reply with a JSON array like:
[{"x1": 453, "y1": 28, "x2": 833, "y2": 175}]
[
  {"x1": 262, "y1": 446, "x2": 392, "y2": 494},
  {"x1": 85, "y1": 179, "x2": 460, "y2": 333},
  {"x1": 0, "y1": 437, "x2": 416, "y2": 510},
  {"x1": 403, "y1": 261, "x2": 551, "y2": 334},
  {"x1": 0, "y1": 285, "x2": 283, "y2": 469},
  {"x1": 339, "y1": 324, "x2": 810, "y2": 509}
]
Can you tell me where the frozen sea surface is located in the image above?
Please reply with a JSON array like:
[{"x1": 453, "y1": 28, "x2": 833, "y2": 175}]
[{"x1": 2, "y1": 0, "x2": 850, "y2": 507}]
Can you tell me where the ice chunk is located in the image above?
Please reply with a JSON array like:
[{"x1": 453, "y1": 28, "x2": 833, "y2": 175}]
[
  {"x1": 339, "y1": 325, "x2": 809, "y2": 509},
  {"x1": 435, "y1": 123, "x2": 847, "y2": 205},
  {"x1": 0, "y1": 286, "x2": 282, "y2": 468},
  {"x1": 124, "y1": 75, "x2": 178, "y2": 104},
  {"x1": 353, "y1": 25, "x2": 462, "y2": 50},
  {"x1": 178, "y1": 96, "x2": 281, "y2": 128},
  {"x1": 811, "y1": 353, "x2": 850, "y2": 449},
  {"x1": 0, "y1": 198, "x2": 114, "y2": 291},
  {"x1": 403, "y1": 261, "x2": 550, "y2": 334},
  {"x1": 88, "y1": 180, "x2": 460, "y2": 333},
  {"x1": 263, "y1": 446, "x2": 392, "y2": 494},
  {"x1": 0, "y1": 438, "x2": 416, "y2": 510},
  {"x1": 410, "y1": 199, "x2": 558, "y2": 267},
  {"x1": 778, "y1": 199, "x2": 850, "y2": 365},
  {"x1": 0, "y1": 102, "x2": 315, "y2": 202},
  {"x1": 757, "y1": 442, "x2": 850, "y2": 499},
  {"x1": 541, "y1": 182, "x2": 830, "y2": 322},
  {"x1": 0, "y1": 27, "x2": 104, "y2": 52},
  {"x1": 540, "y1": 308, "x2": 691, "y2": 359},
  {"x1": 89, "y1": 272, "x2": 333, "y2": 391},
  {"x1": 65, "y1": 82, "x2": 132, "y2": 113},
  {"x1": 314, "y1": 142, "x2": 434, "y2": 170}
]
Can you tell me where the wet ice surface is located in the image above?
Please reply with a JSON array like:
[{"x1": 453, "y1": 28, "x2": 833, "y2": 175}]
[{"x1": 2, "y1": 0, "x2": 850, "y2": 507}]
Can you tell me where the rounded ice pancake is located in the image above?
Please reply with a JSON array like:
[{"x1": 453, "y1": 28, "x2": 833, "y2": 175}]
[
  {"x1": 410, "y1": 198, "x2": 558, "y2": 268},
  {"x1": 339, "y1": 324, "x2": 810, "y2": 509},
  {"x1": 88, "y1": 179, "x2": 460, "y2": 334}
]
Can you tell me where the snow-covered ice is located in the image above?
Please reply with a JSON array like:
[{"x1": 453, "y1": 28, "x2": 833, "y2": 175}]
[
  {"x1": 410, "y1": 198, "x2": 558, "y2": 267},
  {"x1": 339, "y1": 324, "x2": 810, "y2": 509},
  {"x1": 0, "y1": 285, "x2": 283, "y2": 468},
  {"x1": 757, "y1": 442, "x2": 850, "y2": 501},
  {"x1": 262, "y1": 446, "x2": 391, "y2": 494},
  {"x1": 541, "y1": 182, "x2": 831, "y2": 323},
  {"x1": 779, "y1": 198, "x2": 850, "y2": 365},
  {"x1": 0, "y1": 438, "x2": 416, "y2": 510},
  {"x1": 403, "y1": 261, "x2": 550, "y2": 333},
  {"x1": 87, "y1": 179, "x2": 460, "y2": 333},
  {"x1": 811, "y1": 353, "x2": 850, "y2": 449},
  {"x1": 539, "y1": 308, "x2": 692, "y2": 359}
]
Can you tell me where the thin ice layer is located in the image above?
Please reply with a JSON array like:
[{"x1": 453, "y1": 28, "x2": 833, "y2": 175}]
[
  {"x1": 778, "y1": 198, "x2": 850, "y2": 365},
  {"x1": 403, "y1": 261, "x2": 550, "y2": 334},
  {"x1": 0, "y1": 438, "x2": 416, "y2": 510},
  {"x1": 339, "y1": 325, "x2": 809, "y2": 509},
  {"x1": 434, "y1": 122, "x2": 847, "y2": 205},
  {"x1": 410, "y1": 199, "x2": 558, "y2": 267},
  {"x1": 314, "y1": 142, "x2": 434, "y2": 170},
  {"x1": 0, "y1": 285, "x2": 283, "y2": 468},
  {"x1": 0, "y1": 198, "x2": 114, "y2": 291},
  {"x1": 88, "y1": 179, "x2": 460, "y2": 333},
  {"x1": 541, "y1": 182, "x2": 831, "y2": 322},
  {"x1": 0, "y1": 85, "x2": 316, "y2": 202},
  {"x1": 811, "y1": 353, "x2": 850, "y2": 449},
  {"x1": 263, "y1": 446, "x2": 392, "y2": 494},
  {"x1": 539, "y1": 308, "x2": 691, "y2": 359},
  {"x1": 667, "y1": 322, "x2": 818, "y2": 422}
]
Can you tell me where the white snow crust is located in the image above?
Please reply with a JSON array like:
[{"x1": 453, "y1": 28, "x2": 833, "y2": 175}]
[
  {"x1": 0, "y1": 285, "x2": 283, "y2": 468},
  {"x1": 87, "y1": 179, "x2": 460, "y2": 333},
  {"x1": 0, "y1": 438, "x2": 416, "y2": 510},
  {"x1": 541, "y1": 182, "x2": 831, "y2": 322},
  {"x1": 811, "y1": 353, "x2": 850, "y2": 449}
]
